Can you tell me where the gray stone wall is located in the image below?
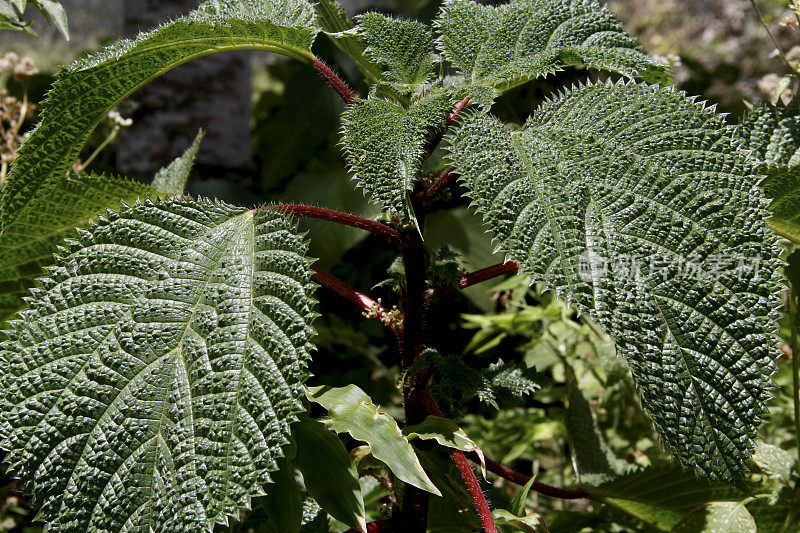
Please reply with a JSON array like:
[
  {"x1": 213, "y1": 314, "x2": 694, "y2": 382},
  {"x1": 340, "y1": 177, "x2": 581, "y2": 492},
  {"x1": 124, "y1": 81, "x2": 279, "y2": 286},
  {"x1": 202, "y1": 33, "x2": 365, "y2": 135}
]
[{"x1": 116, "y1": 0, "x2": 253, "y2": 183}]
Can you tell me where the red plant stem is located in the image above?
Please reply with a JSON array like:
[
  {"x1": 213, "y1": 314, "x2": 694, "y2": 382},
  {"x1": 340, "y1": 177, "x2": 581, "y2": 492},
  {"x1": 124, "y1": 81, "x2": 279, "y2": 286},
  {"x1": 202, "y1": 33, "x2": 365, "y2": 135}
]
[
  {"x1": 447, "y1": 97, "x2": 471, "y2": 127},
  {"x1": 344, "y1": 520, "x2": 389, "y2": 533},
  {"x1": 365, "y1": 469, "x2": 394, "y2": 494},
  {"x1": 459, "y1": 261, "x2": 520, "y2": 289},
  {"x1": 275, "y1": 204, "x2": 402, "y2": 247},
  {"x1": 310, "y1": 266, "x2": 398, "y2": 329},
  {"x1": 421, "y1": 166, "x2": 459, "y2": 203},
  {"x1": 452, "y1": 451, "x2": 498, "y2": 533},
  {"x1": 422, "y1": 97, "x2": 472, "y2": 162},
  {"x1": 468, "y1": 453, "x2": 590, "y2": 500},
  {"x1": 419, "y1": 392, "x2": 589, "y2": 501},
  {"x1": 416, "y1": 392, "x2": 495, "y2": 530},
  {"x1": 312, "y1": 57, "x2": 356, "y2": 105}
]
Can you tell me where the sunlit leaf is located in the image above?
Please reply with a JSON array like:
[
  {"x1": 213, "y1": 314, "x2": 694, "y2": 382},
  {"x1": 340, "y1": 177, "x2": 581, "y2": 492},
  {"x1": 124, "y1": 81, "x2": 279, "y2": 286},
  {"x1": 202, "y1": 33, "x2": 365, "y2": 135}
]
[{"x1": 307, "y1": 384, "x2": 442, "y2": 496}]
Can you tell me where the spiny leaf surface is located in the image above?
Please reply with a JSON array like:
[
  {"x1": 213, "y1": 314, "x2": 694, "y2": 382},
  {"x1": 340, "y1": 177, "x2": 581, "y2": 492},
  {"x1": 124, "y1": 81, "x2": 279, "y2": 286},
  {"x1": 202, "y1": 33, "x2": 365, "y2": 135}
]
[
  {"x1": 447, "y1": 81, "x2": 782, "y2": 481},
  {"x1": 740, "y1": 101, "x2": 800, "y2": 165},
  {"x1": 0, "y1": 172, "x2": 157, "y2": 325},
  {"x1": 483, "y1": 359, "x2": 544, "y2": 399},
  {"x1": 434, "y1": 0, "x2": 668, "y2": 100},
  {"x1": 1, "y1": 197, "x2": 317, "y2": 532},
  {"x1": 760, "y1": 164, "x2": 800, "y2": 244},
  {"x1": 342, "y1": 93, "x2": 452, "y2": 216},
  {"x1": 358, "y1": 12, "x2": 437, "y2": 90},
  {"x1": 0, "y1": 0, "x2": 318, "y2": 234}
]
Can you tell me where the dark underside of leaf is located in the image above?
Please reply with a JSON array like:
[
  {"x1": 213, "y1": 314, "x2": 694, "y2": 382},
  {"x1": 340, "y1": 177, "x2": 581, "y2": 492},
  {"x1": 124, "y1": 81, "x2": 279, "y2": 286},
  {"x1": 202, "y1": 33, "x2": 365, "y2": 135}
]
[{"x1": 446, "y1": 80, "x2": 782, "y2": 481}]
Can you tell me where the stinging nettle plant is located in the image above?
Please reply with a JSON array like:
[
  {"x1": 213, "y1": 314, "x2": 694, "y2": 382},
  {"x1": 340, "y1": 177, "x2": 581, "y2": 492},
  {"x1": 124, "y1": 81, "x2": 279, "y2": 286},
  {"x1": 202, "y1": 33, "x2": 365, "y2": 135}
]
[{"x1": 0, "y1": 0, "x2": 791, "y2": 531}]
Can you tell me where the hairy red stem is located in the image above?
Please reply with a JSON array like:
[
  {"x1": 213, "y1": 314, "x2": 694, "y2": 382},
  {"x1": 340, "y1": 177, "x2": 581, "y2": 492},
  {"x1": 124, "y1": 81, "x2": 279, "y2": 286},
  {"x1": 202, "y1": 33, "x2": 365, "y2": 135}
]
[
  {"x1": 312, "y1": 57, "x2": 356, "y2": 105},
  {"x1": 447, "y1": 97, "x2": 471, "y2": 127},
  {"x1": 422, "y1": 97, "x2": 472, "y2": 163},
  {"x1": 469, "y1": 453, "x2": 590, "y2": 500},
  {"x1": 452, "y1": 451, "x2": 498, "y2": 532},
  {"x1": 459, "y1": 261, "x2": 520, "y2": 289},
  {"x1": 420, "y1": 166, "x2": 459, "y2": 203},
  {"x1": 416, "y1": 392, "x2": 495, "y2": 530},
  {"x1": 419, "y1": 392, "x2": 589, "y2": 501},
  {"x1": 310, "y1": 266, "x2": 398, "y2": 329},
  {"x1": 275, "y1": 204, "x2": 402, "y2": 247},
  {"x1": 344, "y1": 519, "x2": 389, "y2": 533}
]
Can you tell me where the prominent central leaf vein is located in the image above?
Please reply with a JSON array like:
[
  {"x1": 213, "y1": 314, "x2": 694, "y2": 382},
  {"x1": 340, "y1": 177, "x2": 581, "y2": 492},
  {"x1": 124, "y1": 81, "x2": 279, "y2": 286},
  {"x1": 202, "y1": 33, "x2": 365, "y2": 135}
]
[
  {"x1": 447, "y1": 81, "x2": 781, "y2": 480},
  {"x1": 1, "y1": 198, "x2": 316, "y2": 532}
]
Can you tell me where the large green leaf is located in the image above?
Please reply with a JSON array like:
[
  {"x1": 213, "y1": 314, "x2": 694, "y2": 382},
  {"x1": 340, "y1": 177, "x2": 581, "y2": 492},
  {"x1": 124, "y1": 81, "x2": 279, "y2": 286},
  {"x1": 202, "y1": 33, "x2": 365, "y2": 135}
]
[
  {"x1": 0, "y1": 198, "x2": 317, "y2": 532},
  {"x1": 342, "y1": 93, "x2": 452, "y2": 217},
  {"x1": 434, "y1": 0, "x2": 668, "y2": 101},
  {"x1": 307, "y1": 384, "x2": 442, "y2": 496},
  {"x1": 0, "y1": 172, "x2": 158, "y2": 324},
  {"x1": 0, "y1": 133, "x2": 206, "y2": 325},
  {"x1": 0, "y1": 0, "x2": 319, "y2": 234},
  {"x1": 447, "y1": 80, "x2": 782, "y2": 481},
  {"x1": 260, "y1": 456, "x2": 304, "y2": 533}
]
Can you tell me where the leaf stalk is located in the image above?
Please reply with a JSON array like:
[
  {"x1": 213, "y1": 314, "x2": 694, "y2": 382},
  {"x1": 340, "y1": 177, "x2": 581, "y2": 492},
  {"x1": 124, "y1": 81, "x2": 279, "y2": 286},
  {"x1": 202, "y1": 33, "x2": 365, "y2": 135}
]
[
  {"x1": 420, "y1": 166, "x2": 459, "y2": 203},
  {"x1": 274, "y1": 204, "x2": 402, "y2": 246},
  {"x1": 310, "y1": 266, "x2": 399, "y2": 330},
  {"x1": 459, "y1": 261, "x2": 521, "y2": 289},
  {"x1": 452, "y1": 450, "x2": 498, "y2": 533},
  {"x1": 422, "y1": 97, "x2": 471, "y2": 161},
  {"x1": 312, "y1": 57, "x2": 356, "y2": 105},
  {"x1": 420, "y1": 391, "x2": 589, "y2": 501}
]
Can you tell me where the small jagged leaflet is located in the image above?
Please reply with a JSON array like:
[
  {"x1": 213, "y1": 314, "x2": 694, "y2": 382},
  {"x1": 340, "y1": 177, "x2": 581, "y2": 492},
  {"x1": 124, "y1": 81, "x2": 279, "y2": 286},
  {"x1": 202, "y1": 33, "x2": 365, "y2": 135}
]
[{"x1": 0, "y1": 0, "x2": 794, "y2": 531}]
